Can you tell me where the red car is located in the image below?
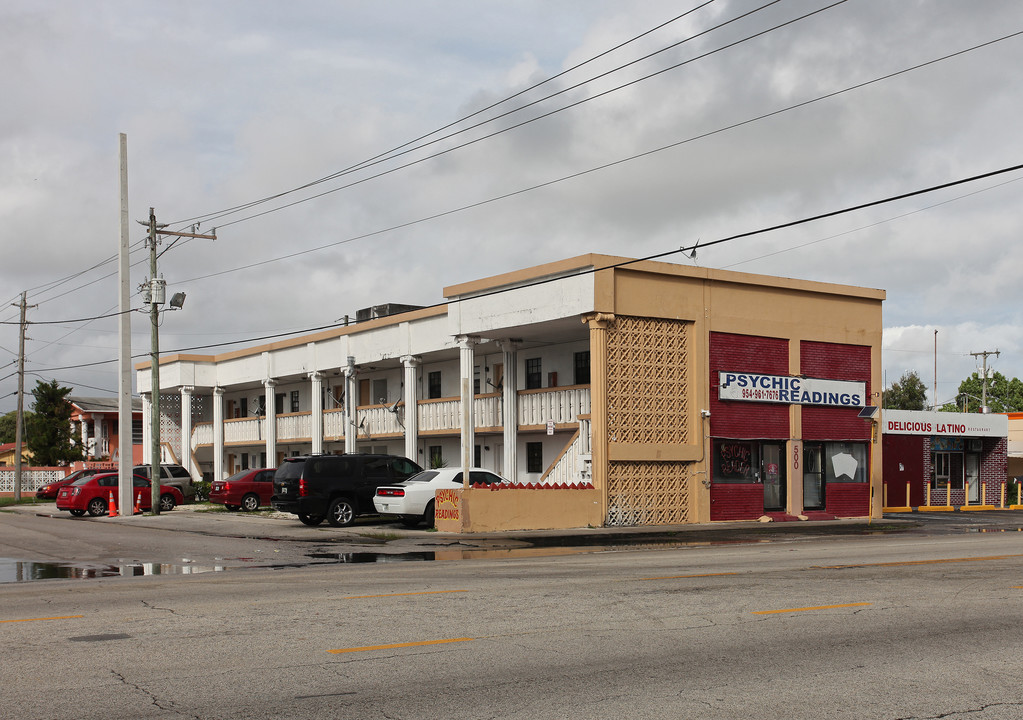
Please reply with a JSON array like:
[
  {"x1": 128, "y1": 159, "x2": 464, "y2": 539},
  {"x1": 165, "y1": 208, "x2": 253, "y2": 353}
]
[
  {"x1": 56, "y1": 472, "x2": 184, "y2": 517},
  {"x1": 208, "y1": 468, "x2": 275, "y2": 512},
  {"x1": 36, "y1": 468, "x2": 102, "y2": 500}
]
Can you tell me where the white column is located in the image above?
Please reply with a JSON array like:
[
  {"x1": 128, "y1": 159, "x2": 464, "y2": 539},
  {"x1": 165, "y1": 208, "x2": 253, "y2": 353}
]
[
  {"x1": 180, "y1": 386, "x2": 194, "y2": 478},
  {"x1": 264, "y1": 379, "x2": 277, "y2": 467},
  {"x1": 310, "y1": 371, "x2": 324, "y2": 455},
  {"x1": 457, "y1": 335, "x2": 479, "y2": 484},
  {"x1": 80, "y1": 418, "x2": 90, "y2": 458},
  {"x1": 213, "y1": 387, "x2": 225, "y2": 481},
  {"x1": 401, "y1": 355, "x2": 421, "y2": 463},
  {"x1": 141, "y1": 393, "x2": 152, "y2": 465},
  {"x1": 500, "y1": 340, "x2": 519, "y2": 483},
  {"x1": 344, "y1": 356, "x2": 357, "y2": 453}
]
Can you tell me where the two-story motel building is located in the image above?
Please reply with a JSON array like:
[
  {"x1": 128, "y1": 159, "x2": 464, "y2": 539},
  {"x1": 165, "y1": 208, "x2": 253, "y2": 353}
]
[{"x1": 136, "y1": 254, "x2": 885, "y2": 532}]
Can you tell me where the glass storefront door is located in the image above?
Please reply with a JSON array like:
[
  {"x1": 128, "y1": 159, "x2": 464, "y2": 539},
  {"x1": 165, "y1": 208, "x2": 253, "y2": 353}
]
[
  {"x1": 761, "y1": 443, "x2": 786, "y2": 511},
  {"x1": 965, "y1": 453, "x2": 980, "y2": 503},
  {"x1": 803, "y1": 445, "x2": 826, "y2": 511}
]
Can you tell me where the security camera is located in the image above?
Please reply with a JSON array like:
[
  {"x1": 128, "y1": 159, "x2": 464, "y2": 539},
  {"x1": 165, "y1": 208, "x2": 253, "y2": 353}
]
[{"x1": 700, "y1": 409, "x2": 711, "y2": 418}]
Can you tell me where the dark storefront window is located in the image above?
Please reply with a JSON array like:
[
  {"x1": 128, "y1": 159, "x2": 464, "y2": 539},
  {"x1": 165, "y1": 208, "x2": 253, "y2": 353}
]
[
  {"x1": 712, "y1": 440, "x2": 760, "y2": 483},
  {"x1": 712, "y1": 440, "x2": 786, "y2": 512},
  {"x1": 804, "y1": 441, "x2": 868, "y2": 510}
]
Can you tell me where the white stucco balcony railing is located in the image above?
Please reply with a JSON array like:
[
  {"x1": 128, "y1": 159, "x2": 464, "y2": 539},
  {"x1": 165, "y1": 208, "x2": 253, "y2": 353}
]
[
  {"x1": 324, "y1": 408, "x2": 345, "y2": 439},
  {"x1": 475, "y1": 393, "x2": 502, "y2": 428},
  {"x1": 277, "y1": 412, "x2": 311, "y2": 441},
  {"x1": 193, "y1": 423, "x2": 213, "y2": 449},
  {"x1": 225, "y1": 417, "x2": 263, "y2": 444},
  {"x1": 418, "y1": 398, "x2": 460, "y2": 433},
  {"x1": 191, "y1": 387, "x2": 592, "y2": 447},
  {"x1": 358, "y1": 404, "x2": 403, "y2": 436},
  {"x1": 518, "y1": 385, "x2": 591, "y2": 426}
]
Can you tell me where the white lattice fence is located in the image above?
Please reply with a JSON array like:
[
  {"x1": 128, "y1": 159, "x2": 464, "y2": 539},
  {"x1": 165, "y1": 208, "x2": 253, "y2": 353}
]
[{"x1": 0, "y1": 468, "x2": 68, "y2": 493}]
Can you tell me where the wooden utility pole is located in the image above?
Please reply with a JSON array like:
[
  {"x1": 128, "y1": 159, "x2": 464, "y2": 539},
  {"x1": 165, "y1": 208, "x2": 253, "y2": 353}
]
[
  {"x1": 12, "y1": 291, "x2": 30, "y2": 502},
  {"x1": 141, "y1": 209, "x2": 215, "y2": 513}
]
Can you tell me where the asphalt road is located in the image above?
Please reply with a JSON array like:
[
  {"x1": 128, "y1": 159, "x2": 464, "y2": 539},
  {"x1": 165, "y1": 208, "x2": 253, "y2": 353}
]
[{"x1": 3, "y1": 507, "x2": 1023, "y2": 719}]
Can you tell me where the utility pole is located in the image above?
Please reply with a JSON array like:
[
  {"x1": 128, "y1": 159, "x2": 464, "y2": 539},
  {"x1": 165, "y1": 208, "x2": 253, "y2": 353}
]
[
  {"x1": 118, "y1": 133, "x2": 132, "y2": 516},
  {"x1": 146, "y1": 208, "x2": 163, "y2": 513},
  {"x1": 12, "y1": 291, "x2": 33, "y2": 502},
  {"x1": 970, "y1": 349, "x2": 1000, "y2": 413},
  {"x1": 140, "y1": 208, "x2": 215, "y2": 513}
]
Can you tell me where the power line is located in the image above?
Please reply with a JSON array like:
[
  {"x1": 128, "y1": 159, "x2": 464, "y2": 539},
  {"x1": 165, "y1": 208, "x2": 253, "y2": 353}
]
[
  {"x1": 171, "y1": 0, "x2": 727, "y2": 229},
  {"x1": 23, "y1": 160, "x2": 1023, "y2": 374},
  {"x1": 1, "y1": 4, "x2": 728, "y2": 321},
  {"x1": 0, "y1": 308, "x2": 137, "y2": 326},
  {"x1": 201, "y1": 0, "x2": 851, "y2": 233},
  {"x1": 172, "y1": 28, "x2": 1023, "y2": 286}
]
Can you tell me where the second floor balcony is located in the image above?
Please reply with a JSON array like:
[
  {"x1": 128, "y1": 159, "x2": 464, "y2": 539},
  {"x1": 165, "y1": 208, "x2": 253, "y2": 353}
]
[{"x1": 191, "y1": 386, "x2": 591, "y2": 448}]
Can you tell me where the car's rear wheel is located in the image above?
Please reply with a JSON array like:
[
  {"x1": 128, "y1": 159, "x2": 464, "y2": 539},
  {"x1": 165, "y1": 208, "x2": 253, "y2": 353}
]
[
  {"x1": 159, "y1": 494, "x2": 176, "y2": 512},
  {"x1": 241, "y1": 493, "x2": 260, "y2": 512},
  {"x1": 87, "y1": 497, "x2": 107, "y2": 517},
  {"x1": 327, "y1": 497, "x2": 355, "y2": 527},
  {"x1": 298, "y1": 513, "x2": 324, "y2": 526},
  {"x1": 423, "y1": 500, "x2": 436, "y2": 528},
  {"x1": 69, "y1": 509, "x2": 86, "y2": 517}
]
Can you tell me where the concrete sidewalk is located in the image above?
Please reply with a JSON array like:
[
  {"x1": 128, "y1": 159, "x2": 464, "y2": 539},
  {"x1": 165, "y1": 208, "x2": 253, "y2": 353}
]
[{"x1": 6, "y1": 500, "x2": 918, "y2": 550}]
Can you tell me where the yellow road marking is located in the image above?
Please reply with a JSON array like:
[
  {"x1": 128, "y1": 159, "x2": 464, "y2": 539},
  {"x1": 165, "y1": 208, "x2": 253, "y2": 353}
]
[
  {"x1": 328, "y1": 637, "x2": 473, "y2": 654},
  {"x1": 753, "y1": 602, "x2": 871, "y2": 615},
  {"x1": 640, "y1": 572, "x2": 739, "y2": 581},
  {"x1": 1, "y1": 615, "x2": 84, "y2": 624},
  {"x1": 813, "y1": 554, "x2": 1023, "y2": 570},
  {"x1": 343, "y1": 590, "x2": 467, "y2": 599}
]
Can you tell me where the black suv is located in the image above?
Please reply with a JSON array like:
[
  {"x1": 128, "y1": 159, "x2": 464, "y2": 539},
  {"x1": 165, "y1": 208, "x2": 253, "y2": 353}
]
[{"x1": 272, "y1": 454, "x2": 422, "y2": 527}]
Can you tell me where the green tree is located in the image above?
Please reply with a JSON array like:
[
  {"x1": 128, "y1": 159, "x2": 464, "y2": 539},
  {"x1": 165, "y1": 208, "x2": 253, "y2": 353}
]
[
  {"x1": 883, "y1": 370, "x2": 929, "y2": 410},
  {"x1": 939, "y1": 371, "x2": 1023, "y2": 413},
  {"x1": 25, "y1": 379, "x2": 82, "y2": 465}
]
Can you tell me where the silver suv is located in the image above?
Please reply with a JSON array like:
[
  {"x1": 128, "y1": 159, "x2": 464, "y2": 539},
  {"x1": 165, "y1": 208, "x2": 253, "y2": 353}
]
[{"x1": 133, "y1": 464, "x2": 195, "y2": 503}]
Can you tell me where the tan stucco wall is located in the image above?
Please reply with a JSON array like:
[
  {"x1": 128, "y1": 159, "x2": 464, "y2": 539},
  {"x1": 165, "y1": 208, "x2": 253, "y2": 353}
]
[
  {"x1": 436, "y1": 487, "x2": 604, "y2": 533},
  {"x1": 591, "y1": 260, "x2": 884, "y2": 525}
]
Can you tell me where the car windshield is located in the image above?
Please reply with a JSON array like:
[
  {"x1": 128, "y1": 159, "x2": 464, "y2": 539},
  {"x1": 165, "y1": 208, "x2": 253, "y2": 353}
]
[
  {"x1": 403, "y1": 471, "x2": 439, "y2": 484},
  {"x1": 225, "y1": 469, "x2": 254, "y2": 482},
  {"x1": 71, "y1": 476, "x2": 95, "y2": 486}
]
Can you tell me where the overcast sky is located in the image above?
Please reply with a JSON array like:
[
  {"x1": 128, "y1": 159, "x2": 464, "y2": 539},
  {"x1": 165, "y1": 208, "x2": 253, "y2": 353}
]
[{"x1": 2, "y1": 0, "x2": 1022, "y2": 414}]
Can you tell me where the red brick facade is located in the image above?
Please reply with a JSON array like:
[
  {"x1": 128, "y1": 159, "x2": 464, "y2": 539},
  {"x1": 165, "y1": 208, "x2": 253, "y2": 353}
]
[
  {"x1": 800, "y1": 341, "x2": 871, "y2": 442},
  {"x1": 708, "y1": 333, "x2": 874, "y2": 520},
  {"x1": 709, "y1": 332, "x2": 789, "y2": 439}
]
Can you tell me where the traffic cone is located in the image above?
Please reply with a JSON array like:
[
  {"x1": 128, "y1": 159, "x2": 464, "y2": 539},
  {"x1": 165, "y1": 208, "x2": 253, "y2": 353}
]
[
  {"x1": 108, "y1": 490, "x2": 117, "y2": 517},
  {"x1": 134, "y1": 491, "x2": 143, "y2": 515}
]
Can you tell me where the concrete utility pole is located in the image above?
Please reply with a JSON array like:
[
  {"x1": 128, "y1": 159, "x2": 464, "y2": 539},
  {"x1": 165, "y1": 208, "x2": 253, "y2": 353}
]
[
  {"x1": 117, "y1": 133, "x2": 133, "y2": 515},
  {"x1": 12, "y1": 291, "x2": 33, "y2": 502},
  {"x1": 140, "y1": 209, "x2": 215, "y2": 513},
  {"x1": 970, "y1": 349, "x2": 1000, "y2": 413}
]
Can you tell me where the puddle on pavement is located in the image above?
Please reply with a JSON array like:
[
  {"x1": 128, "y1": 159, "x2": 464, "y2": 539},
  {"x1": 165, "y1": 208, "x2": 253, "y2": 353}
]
[
  {"x1": 303, "y1": 538, "x2": 781, "y2": 565},
  {"x1": 0, "y1": 558, "x2": 224, "y2": 583}
]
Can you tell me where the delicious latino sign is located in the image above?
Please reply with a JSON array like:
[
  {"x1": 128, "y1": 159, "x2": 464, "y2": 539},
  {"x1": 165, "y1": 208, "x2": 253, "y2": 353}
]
[
  {"x1": 883, "y1": 409, "x2": 1007, "y2": 438},
  {"x1": 718, "y1": 371, "x2": 865, "y2": 408}
]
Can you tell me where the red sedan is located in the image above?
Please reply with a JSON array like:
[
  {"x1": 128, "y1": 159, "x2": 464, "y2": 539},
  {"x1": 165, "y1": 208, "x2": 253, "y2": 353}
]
[
  {"x1": 56, "y1": 472, "x2": 184, "y2": 517},
  {"x1": 35, "y1": 468, "x2": 102, "y2": 500},
  {"x1": 208, "y1": 468, "x2": 275, "y2": 511}
]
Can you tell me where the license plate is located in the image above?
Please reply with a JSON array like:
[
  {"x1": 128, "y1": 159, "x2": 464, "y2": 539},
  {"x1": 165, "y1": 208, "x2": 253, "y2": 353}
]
[{"x1": 280, "y1": 487, "x2": 287, "y2": 494}]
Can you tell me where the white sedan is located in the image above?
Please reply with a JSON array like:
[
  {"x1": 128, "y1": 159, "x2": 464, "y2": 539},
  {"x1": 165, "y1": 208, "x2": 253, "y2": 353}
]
[{"x1": 374, "y1": 467, "x2": 508, "y2": 527}]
